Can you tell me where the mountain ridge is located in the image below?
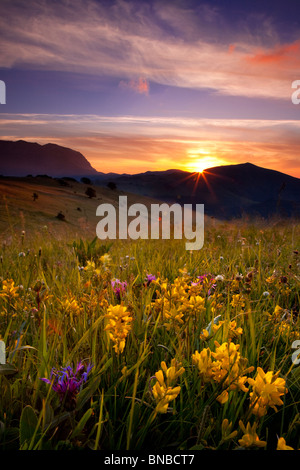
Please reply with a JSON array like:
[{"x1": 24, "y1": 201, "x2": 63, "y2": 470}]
[
  {"x1": 0, "y1": 139, "x2": 299, "y2": 219},
  {"x1": 0, "y1": 139, "x2": 98, "y2": 177}
]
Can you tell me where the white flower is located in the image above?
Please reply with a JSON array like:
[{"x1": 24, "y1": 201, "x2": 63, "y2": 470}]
[
  {"x1": 215, "y1": 275, "x2": 225, "y2": 281},
  {"x1": 262, "y1": 291, "x2": 270, "y2": 297}
]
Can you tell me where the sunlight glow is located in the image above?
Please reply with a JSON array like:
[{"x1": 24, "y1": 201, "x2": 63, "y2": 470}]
[{"x1": 185, "y1": 153, "x2": 223, "y2": 174}]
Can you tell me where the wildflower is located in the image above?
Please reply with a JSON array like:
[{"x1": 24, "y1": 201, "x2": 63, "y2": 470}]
[
  {"x1": 200, "y1": 315, "x2": 223, "y2": 340},
  {"x1": 151, "y1": 359, "x2": 185, "y2": 414},
  {"x1": 212, "y1": 341, "x2": 253, "y2": 398},
  {"x1": 238, "y1": 421, "x2": 266, "y2": 448},
  {"x1": 215, "y1": 275, "x2": 225, "y2": 282},
  {"x1": 193, "y1": 341, "x2": 254, "y2": 404},
  {"x1": 188, "y1": 295, "x2": 205, "y2": 312},
  {"x1": 221, "y1": 419, "x2": 238, "y2": 441},
  {"x1": 100, "y1": 253, "x2": 112, "y2": 267},
  {"x1": 145, "y1": 274, "x2": 156, "y2": 286},
  {"x1": 277, "y1": 437, "x2": 294, "y2": 450},
  {"x1": 40, "y1": 362, "x2": 93, "y2": 410},
  {"x1": 262, "y1": 291, "x2": 270, "y2": 297},
  {"x1": 111, "y1": 279, "x2": 127, "y2": 300},
  {"x1": 163, "y1": 305, "x2": 185, "y2": 331},
  {"x1": 60, "y1": 296, "x2": 82, "y2": 322},
  {"x1": 104, "y1": 304, "x2": 133, "y2": 354},
  {"x1": 227, "y1": 320, "x2": 243, "y2": 340},
  {"x1": 0, "y1": 279, "x2": 19, "y2": 301},
  {"x1": 230, "y1": 294, "x2": 245, "y2": 309},
  {"x1": 192, "y1": 348, "x2": 214, "y2": 382},
  {"x1": 247, "y1": 367, "x2": 288, "y2": 417},
  {"x1": 84, "y1": 260, "x2": 96, "y2": 272}
]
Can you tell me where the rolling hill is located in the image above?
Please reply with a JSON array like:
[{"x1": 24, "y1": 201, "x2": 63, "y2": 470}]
[{"x1": 0, "y1": 176, "x2": 218, "y2": 241}]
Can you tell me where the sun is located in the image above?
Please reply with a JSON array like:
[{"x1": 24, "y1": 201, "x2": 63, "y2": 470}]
[
  {"x1": 189, "y1": 157, "x2": 217, "y2": 174},
  {"x1": 185, "y1": 150, "x2": 221, "y2": 174},
  {"x1": 193, "y1": 161, "x2": 207, "y2": 174}
]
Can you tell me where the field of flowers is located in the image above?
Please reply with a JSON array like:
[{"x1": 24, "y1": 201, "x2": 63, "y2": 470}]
[{"x1": 0, "y1": 219, "x2": 299, "y2": 451}]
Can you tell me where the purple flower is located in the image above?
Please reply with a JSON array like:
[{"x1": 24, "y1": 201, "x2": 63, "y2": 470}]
[
  {"x1": 40, "y1": 362, "x2": 93, "y2": 410},
  {"x1": 145, "y1": 274, "x2": 156, "y2": 286},
  {"x1": 111, "y1": 279, "x2": 127, "y2": 300}
]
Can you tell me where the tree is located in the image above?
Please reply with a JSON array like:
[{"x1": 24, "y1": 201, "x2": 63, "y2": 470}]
[
  {"x1": 107, "y1": 181, "x2": 117, "y2": 190},
  {"x1": 81, "y1": 177, "x2": 91, "y2": 185},
  {"x1": 85, "y1": 187, "x2": 96, "y2": 199}
]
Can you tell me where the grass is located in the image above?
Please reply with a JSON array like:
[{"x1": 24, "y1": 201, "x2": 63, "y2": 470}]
[{"x1": 0, "y1": 212, "x2": 299, "y2": 451}]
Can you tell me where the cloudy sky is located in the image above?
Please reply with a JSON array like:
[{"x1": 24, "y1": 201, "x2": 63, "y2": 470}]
[{"x1": 1, "y1": 0, "x2": 300, "y2": 176}]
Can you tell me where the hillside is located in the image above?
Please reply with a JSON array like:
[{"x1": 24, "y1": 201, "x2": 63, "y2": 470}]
[{"x1": 0, "y1": 176, "x2": 217, "y2": 241}]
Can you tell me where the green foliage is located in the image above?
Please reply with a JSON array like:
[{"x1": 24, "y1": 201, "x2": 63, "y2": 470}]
[{"x1": 71, "y1": 237, "x2": 112, "y2": 265}]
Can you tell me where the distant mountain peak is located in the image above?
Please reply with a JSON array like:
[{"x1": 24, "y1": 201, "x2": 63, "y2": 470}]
[{"x1": 0, "y1": 139, "x2": 98, "y2": 177}]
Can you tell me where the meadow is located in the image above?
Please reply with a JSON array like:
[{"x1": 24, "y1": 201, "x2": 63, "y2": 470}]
[{"x1": 0, "y1": 217, "x2": 299, "y2": 451}]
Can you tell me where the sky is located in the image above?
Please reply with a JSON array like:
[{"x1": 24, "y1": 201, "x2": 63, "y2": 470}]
[{"x1": 0, "y1": 0, "x2": 300, "y2": 177}]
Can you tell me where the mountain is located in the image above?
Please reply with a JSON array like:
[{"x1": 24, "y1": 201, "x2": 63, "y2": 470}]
[
  {"x1": 1, "y1": 139, "x2": 299, "y2": 219},
  {"x1": 94, "y1": 163, "x2": 300, "y2": 219},
  {"x1": 0, "y1": 140, "x2": 98, "y2": 177}
]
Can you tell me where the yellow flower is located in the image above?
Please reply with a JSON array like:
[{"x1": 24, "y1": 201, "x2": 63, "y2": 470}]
[
  {"x1": 200, "y1": 328, "x2": 210, "y2": 341},
  {"x1": 188, "y1": 295, "x2": 205, "y2": 312},
  {"x1": 193, "y1": 342, "x2": 254, "y2": 404},
  {"x1": 221, "y1": 419, "x2": 238, "y2": 441},
  {"x1": 217, "y1": 390, "x2": 229, "y2": 404},
  {"x1": 104, "y1": 304, "x2": 133, "y2": 354},
  {"x1": 84, "y1": 260, "x2": 96, "y2": 271},
  {"x1": 152, "y1": 381, "x2": 181, "y2": 414},
  {"x1": 277, "y1": 437, "x2": 294, "y2": 450},
  {"x1": 230, "y1": 294, "x2": 245, "y2": 309},
  {"x1": 60, "y1": 296, "x2": 82, "y2": 318},
  {"x1": 151, "y1": 359, "x2": 185, "y2": 414},
  {"x1": 238, "y1": 421, "x2": 266, "y2": 448},
  {"x1": 100, "y1": 253, "x2": 112, "y2": 267},
  {"x1": 247, "y1": 367, "x2": 287, "y2": 417},
  {"x1": 0, "y1": 279, "x2": 19, "y2": 300},
  {"x1": 192, "y1": 348, "x2": 214, "y2": 382},
  {"x1": 227, "y1": 320, "x2": 243, "y2": 339}
]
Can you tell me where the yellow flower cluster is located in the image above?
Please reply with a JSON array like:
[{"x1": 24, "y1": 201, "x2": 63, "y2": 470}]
[
  {"x1": 267, "y1": 305, "x2": 299, "y2": 342},
  {"x1": 230, "y1": 294, "x2": 245, "y2": 309},
  {"x1": 60, "y1": 296, "x2": 83, "y2": 322},
  {"x1": 277, "y1": 437, "x2": 294, "y2": 450},
  {"x1": 0, "y1": 279, "x2": 19, "y2": 301},
  {"x1": 238, "y1": 421, "x2": 266, "y2": 448},
  {"x1": 152, "y1": 277, "x2": 205, "y2": 331},
  {"x1": 192, "y1": 341, "x2": 254, "y2": 404},
  {"x1": 151, "y1": 359, "x2": 185, "y2": 414},
  {"x1": 247, "y1": 367, "x2": 287, "y2": 417},
  {"x1": 104, "y1": 304, "x2": 133, "y2": 354},
  {"x1": 200, "y1": 319, "x2": 243, "y2": 341}
]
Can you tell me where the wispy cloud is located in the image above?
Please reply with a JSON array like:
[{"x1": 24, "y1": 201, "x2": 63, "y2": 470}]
[{"x1": 0, "y1": 0, "x2": 298, "y2": 100}]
